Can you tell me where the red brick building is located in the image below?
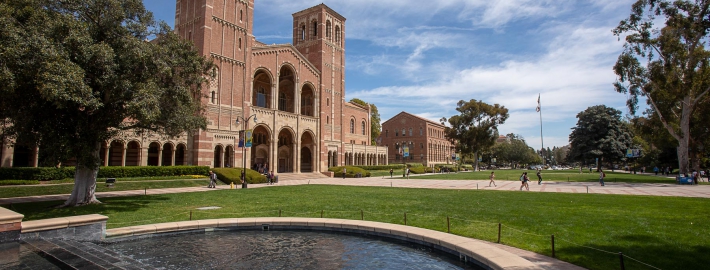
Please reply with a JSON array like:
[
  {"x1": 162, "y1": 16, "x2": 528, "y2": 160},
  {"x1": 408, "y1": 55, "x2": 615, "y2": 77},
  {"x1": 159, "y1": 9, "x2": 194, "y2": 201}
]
[
  {"x1": 380, "y1": 112, "x2": 455, "y2": 167},
  {"x1": 0, "y1": 2, "x2": 387, "y2": 173}
]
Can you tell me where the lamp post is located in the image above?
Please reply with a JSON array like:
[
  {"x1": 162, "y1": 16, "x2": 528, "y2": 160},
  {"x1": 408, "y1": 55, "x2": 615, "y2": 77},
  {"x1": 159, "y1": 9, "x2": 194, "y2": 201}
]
[{"x1": 235, "y1": 115, "x2": 258, "y2": 189}]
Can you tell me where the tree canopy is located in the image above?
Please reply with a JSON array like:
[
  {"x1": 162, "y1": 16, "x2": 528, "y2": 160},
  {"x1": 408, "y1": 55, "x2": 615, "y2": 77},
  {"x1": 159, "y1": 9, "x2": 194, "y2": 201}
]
[
  {"x1": 491, "y1": 133, "x2": 539, "y2": 168},
  {"x1": 441, "y1": 99, "x2": 508, "y2": 169},
  {"x1": 350, "y1": 98, "x2": 381, "y2": 145},
  {"x1": 613, "y1": 0, "x2": 710, "y2": 174},
  {"x1": 0, "y1": 0, "x2": 214, "y2": 206},
  {"x1": 568, "y1": 105, "x2": 633, "y2": 169}
]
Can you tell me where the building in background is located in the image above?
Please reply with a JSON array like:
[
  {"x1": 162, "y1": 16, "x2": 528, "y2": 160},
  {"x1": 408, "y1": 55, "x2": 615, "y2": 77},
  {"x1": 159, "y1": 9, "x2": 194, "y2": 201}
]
[
  {"x1": 380, "y1": 112, "x2": 455, "y2": 167},
  {"x1": 0, "y1": 2, "x2": 387, "y2": 173}
]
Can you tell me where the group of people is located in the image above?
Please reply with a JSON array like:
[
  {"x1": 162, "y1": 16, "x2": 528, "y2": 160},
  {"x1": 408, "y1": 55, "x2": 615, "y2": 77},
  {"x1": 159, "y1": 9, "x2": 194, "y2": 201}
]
[{"x1": 253, "y1": 163, "x2": 270, "y2": 174}]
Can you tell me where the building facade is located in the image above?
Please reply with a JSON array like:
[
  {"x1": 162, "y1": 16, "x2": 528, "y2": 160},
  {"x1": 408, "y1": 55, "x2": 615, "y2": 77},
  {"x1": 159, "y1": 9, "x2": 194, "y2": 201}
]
[
  {"x1": 0, "y1": 2, "x2": 387, "y2": 173},
  {"x1": 380, "y1": 112, "x2": 455, "y2": 167}
]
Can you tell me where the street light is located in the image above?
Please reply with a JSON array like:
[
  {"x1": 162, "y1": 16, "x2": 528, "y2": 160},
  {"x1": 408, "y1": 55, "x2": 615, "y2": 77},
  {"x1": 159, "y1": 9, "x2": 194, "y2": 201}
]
[{"x1": 235, "y1": 115, "x2": 258, "y2": 189}]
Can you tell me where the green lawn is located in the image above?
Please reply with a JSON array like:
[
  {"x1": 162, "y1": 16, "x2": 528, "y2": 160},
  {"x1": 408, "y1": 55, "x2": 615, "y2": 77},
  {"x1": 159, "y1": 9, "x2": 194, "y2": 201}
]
[
  {"x1": 0, "y1": 179, "x2": 210, "y2": 198},
  {"x1": 6, "y1": 185, "x2": 708, "y2": 270},
  {"x1": 411, "y1": 169, "x2": 680, "y2": 183}
]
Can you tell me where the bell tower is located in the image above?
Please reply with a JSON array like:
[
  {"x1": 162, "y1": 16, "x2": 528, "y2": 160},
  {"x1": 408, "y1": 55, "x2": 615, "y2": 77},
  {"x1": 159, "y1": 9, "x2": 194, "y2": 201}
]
[{"x1": 293, "y1": 4, "x2": 346, "y2": 143}]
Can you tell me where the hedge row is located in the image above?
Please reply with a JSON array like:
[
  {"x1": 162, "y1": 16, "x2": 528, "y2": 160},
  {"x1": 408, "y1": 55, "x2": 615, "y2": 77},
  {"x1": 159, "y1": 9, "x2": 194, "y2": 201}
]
[
  {"x1": 213, "y1": 168, "x2": 267, "y2": 184},
  {"x1": 0, "y1": 166, "x2": 210, "y2": 180},
  {"x1": 328, "y1": 166, "x2": 371, "y2": 178},
  {"x1": 354, "y1": 164, "x2": 404, "y2": 170}
]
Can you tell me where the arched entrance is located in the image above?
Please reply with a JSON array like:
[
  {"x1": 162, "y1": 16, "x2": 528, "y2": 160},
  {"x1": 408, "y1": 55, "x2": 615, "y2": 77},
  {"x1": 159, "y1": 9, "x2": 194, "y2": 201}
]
[
  {"x1": 214, "y1": 145, "x2": 223, "y2": 168},
  {"x1": 301, "y1": 84, "x2": 315, "y2": 116},
  {"x1": 148, "y1": 142, "x2": 160, "y2": 166},
  {"x1": 108, "y1": 141, "x2": 124, "y2": 166},
  {"x1": 277, "y1": 128, "x2": 295, "y2": 173},
  {"x1": 224, "y1": 145, "x2": 234, "y2": 167},
  {"x1": 251, "y1": 125, "x2": 271, "y2": 171},
  {"x1": 11, "y1": 145, "x2": 31, "y2": 167},
  {"x1": 300, "y1": 131, "x2": 315, "y2": 172},
  {"x1": 125, "y1": 141, "x2": 140, "y2": 166},
  {"x1": 162, "y1": 143, "x2": 174, "y2": 166},
  {"x1": 175, "y1": 144, "x2": 186, "y2": 165}
]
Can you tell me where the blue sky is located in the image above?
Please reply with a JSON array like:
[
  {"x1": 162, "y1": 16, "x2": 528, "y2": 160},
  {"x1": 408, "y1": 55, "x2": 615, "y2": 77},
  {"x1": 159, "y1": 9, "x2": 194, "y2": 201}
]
[{"x1": 143, "y1": 0, "x2": 637, "y2": 149}]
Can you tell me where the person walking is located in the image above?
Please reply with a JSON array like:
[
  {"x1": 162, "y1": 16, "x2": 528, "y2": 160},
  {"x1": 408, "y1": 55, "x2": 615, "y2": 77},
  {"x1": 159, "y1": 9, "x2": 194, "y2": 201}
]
[
  {"x1": 406, "y1": 167, "x2": 410, "y2": 179},
  {"x1": 268, "y1": 170, "x2": 275, "y2": 185},
  {"x1": 489, "y1": 171, "x2": 497, "y2": 187},
  {"x1": 536, "y1": 169, "x2": 543, "y2": 185},
  {"x1": 519, "y1": 172, "x2": 529, "y2": 191},
  {"x1": 342, "y1": 167, "x2": 346, "y2": 179},
  {"x1": 389, "y1": 169, "x2": 393, "y2": 178},
  {"x1": 599, "y1": 169, "x2": 606, "y2": 186},
  {"x1": 208, "y1": 170, "x2": 214, "y2": 188},
  {"x1": 654, "y1": 166, "x2": 659, "y2": 176}
]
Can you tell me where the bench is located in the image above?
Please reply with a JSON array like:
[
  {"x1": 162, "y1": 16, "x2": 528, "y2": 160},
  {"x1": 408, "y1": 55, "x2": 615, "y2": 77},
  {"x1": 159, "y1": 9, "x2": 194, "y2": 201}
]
[{"x1": 105, "y1": 178, "x2": 116, "y2": 187}]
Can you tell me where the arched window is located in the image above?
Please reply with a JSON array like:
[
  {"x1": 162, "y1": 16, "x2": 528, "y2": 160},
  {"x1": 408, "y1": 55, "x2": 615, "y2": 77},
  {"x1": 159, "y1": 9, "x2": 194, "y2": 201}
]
[
  {"x1": 240, "y1": 10, "x2": 243, "y2": 22},
  {"x1": 278, "y1": 92, "x2": 287, "y2": 111},
  {"x1": 300, "y1": 24, "x2": 306, "y2": 40},
  {"x1": 312, "y1": 20, "x2": 318, "y2": 38},
  {"x1": 402, "y1": 129, "x2": 406, "y2": 137},
  {"x1": 395, "y1": 130, "x2": 398, "y2": 136},
  {"x1": 238, "y1": 38, "x2": 242, "y2": 49},
  {"x1": 326, "y1": 98, "x2": 330, "y2": 106},
  {"x1": 256, "y1": 86, "x2": 267, "y2": 107},
  {"x1": 361, "y1": 121, "x2": 366, "y2": 135},
  {"x1": 326, "y1": 21, "x2": 332, "y2": 40},
  {"x1": 211, "y1": 91, "x2": 216, "y2": 104},
  {"x1": 409, "y1": 128, "x2": 413, "y2": 136},
  {"x1": 350, "y1": 119, "x2": 355, "y2": 133},
  {"x1": 327, "y1": 116, "x2": 329, "y2": 124},
  {"x1": 420, "y1": 127, "x2": 423, "y2": 136},
  {"x1": 335, "y1": 26, "x2": 341, "y2": 45}
]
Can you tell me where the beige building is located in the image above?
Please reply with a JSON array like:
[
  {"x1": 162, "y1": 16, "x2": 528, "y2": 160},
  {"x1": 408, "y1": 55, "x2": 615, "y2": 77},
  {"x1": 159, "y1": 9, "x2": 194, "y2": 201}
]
[{"x1": 0, "y1": 2, "x2": 387, "y2": 173}]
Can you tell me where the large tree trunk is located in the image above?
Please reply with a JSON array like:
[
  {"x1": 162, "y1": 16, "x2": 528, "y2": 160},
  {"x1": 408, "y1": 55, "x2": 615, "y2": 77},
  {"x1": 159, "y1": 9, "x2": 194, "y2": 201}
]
[
  {"x1": 61, "y1": 143, "x2": 101, "y2": 207},
  {"x1": 677, "y1": 97, "x2": 692, "y2": 176}
]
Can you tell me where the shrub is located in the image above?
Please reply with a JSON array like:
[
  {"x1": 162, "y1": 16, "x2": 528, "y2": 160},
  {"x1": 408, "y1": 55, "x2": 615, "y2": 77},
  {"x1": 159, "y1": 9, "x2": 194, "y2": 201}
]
[
  {"x1": 213, "y1": 168, "x2": 267, "y2": 184},
  {"x1": 408, "y1": 166, "x2": 433, "y2": 174},
  {"x1": 0, "y1": 180, "x2": 41, "y2": 185},
  {"x1": 355, "y1": 164, "x2": 404, "y2": 170},
  {"x1": 406, "y1": 163, "x2": 424, "y2": 167},
  {"x1": 329, "y1": 166, "x2": 371, "y2": 178},
  {"x1": 0, "y1": 166, "x2": 210, "y2": 180}
]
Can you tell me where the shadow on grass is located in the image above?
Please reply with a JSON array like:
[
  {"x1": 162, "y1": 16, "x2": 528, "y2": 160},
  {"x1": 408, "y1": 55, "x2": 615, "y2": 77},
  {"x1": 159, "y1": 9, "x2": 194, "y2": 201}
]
[
  {"x1": 6, "y1": 195, "x2": 170, "y2": 221},
  {"x1": 556, "y1": 234, "x2": 710, "y2": 270}
]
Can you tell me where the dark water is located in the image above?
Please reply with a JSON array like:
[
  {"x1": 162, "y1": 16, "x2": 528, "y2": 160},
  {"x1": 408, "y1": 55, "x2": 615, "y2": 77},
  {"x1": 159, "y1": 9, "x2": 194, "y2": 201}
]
[
  {"x1": 0, "y1": 243, "x2": 62, "y2": 270},
  {"x1": 102, "y1": 230, "x2": 480, "y2": 270}
]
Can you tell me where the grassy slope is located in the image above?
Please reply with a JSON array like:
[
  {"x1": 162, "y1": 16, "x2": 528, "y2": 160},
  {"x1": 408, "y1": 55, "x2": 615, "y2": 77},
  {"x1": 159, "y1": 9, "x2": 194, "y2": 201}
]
[
  {"x1": 0, "y1": 179, "x2": 210, "y2": 198},
  {"x1": 412, "y1": 170, "x2": 680, "y2": 183},
  {"x1": 7, "y1": 185, "x2": 709, "y2": 270}
]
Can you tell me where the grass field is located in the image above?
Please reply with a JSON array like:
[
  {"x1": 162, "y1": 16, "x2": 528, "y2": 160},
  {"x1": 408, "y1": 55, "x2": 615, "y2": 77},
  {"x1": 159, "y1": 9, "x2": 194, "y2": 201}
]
[{"x1": 6, "y1": 185, "x2": 709, "y2": 270}]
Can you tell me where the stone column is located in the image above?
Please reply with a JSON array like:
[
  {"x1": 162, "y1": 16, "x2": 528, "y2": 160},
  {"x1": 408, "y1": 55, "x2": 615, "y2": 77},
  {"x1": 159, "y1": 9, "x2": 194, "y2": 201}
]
[
  {"x1": 121, "y1": 145, "x2": 127, "y2": 167},
  {"x1": 157, "y1": 145, "x2": 163, "y2": 166},
  {"x1": 295, "y1": 139, "x2": 301, "y2": 173},
  {"x1": 140, "y1": 147, "x2": 148, "y2": 166},
  {"x1": 31, "y1": 146, "x2": 39, "y2": 167},
  {"x1": 172, "y1": 149, "x2": 176, "y2": 166},
  {"x1": 103, "y1": 144, "x2": 109, "y2": 166},
  {"x1": 0, "y1": 138, "x2": 14, "y2": 168}
]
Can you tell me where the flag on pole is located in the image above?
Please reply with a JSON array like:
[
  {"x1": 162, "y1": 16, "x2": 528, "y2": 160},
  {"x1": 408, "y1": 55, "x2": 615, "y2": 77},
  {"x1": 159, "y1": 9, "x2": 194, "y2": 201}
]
[{"x1": 536, "y1": 94, "x2": 541, "y2": 112}]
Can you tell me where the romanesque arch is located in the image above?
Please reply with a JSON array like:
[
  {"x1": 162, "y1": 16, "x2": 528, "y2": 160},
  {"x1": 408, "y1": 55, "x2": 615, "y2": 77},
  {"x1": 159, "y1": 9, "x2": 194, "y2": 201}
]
[
  {"x1": 251, "y1": 125, "x2": 271, "y2": 170},
  {"x1": 278, "y1": 65, "x2": 296, "y2": 113},
  {"x1": 214, "y1": 145, "x2": 224, "y2": 168},
  {"x1": 277, "y1": 128, "x2": 295, "y2": 173},
  {"x1": 162, "y1": 142, "x2": 174, "y2": 166},
  {"x1": 224, "y1": 145, "x2": 234, "y2": 168},
  {"x1": 175, "y1": 143, "x2": 187, "y2": 165},
  {"x1": 108, "y1": 140, "x2": 124, "y2": 166},
  {"x1": 126, "y1": 141, "x2": 140, "y2": 166},
  {"x1": 300, "y1": 131, "x2": 316, "y2": 172},
  {"x1": 147, "y1": 142, "x2": 160, "y2": 166},
  {"x1": 301, "y1": 83, "x2": 315, "y2": 117},
  {"x1": 253, "y1": 69, "x2": 273, "y2": 109}
]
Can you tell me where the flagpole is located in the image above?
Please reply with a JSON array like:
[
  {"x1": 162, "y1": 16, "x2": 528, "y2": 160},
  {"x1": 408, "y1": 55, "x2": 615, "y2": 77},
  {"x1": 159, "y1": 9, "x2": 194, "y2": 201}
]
[{"x1": 538, "y1": 94, "x2": 544, "y2": 166}]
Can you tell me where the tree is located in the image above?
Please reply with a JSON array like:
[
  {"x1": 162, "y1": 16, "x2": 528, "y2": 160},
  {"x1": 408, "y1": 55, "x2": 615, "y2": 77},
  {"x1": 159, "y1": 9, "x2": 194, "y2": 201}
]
[
  {"x1": 441, "y1": 99, "x2": 509, "y2": 170},
  {"x1": 613, "y1": 0, "x2": 710, "y2": 175},
  {"x1": 0, "y1": 0, "x2": 213, "y2": 206},
  {"x1": 491, "y1": 133, "x2": 538, "y2": 168},
  {"x1": 350, "y1": 98, "x2": 381, "y2": 145},
  {"x1": 568, "y1": 105, "x2": 634, "y2": 170}
]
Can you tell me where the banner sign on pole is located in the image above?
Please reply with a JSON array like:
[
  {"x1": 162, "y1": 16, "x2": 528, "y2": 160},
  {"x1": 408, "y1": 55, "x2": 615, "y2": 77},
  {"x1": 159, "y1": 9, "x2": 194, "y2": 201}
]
[
  {"x1": 626, "y1": 149, "x2": 641, "y2": 158},
  {"x1": 238, "y1": 131, "x2": 244, "y2": 148},
  {"x1": 245, "y1": 129, "x2": 253, "y2": 147},
  {"x1": 403, "y1": 146, "x2": 409, "y2": 157}
]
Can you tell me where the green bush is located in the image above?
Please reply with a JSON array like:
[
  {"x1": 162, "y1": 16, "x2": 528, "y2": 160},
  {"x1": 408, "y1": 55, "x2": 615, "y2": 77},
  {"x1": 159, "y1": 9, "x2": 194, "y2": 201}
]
[
  {"x1": 355, "y1": 164, "x2": 404, "y2": 170},
  {"x1": 0, "y1": 166, "x2": 210, "y2": 180},
  {"x1": 329, "y1": 166, "x2": 371, "y2": 178},
  {"x1": 0, "y1": 180, "x2": 41, "y2": 185},
  {"x1": 435, "y1": 165, "x2": 460, "y2": 172},
  {"x1": 406, "y1": 163, "x2": 424, "y2": 167},
  {"x1": 408, "y1": 166, "x2": 433, "y2": 174},
  {"x1": 213, "y1": 168, "x2": 267, "y2": 184}
]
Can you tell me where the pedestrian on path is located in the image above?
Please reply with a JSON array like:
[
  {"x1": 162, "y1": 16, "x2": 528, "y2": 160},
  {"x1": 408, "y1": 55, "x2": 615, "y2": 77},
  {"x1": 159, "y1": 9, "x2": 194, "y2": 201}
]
[
  {"x1": 599, "y1": 169, "x2": 605, "y2": 186},
  {"x1": 519, "y1": 172, "x2": 529, "y2": 191},
  {"x1": 342, "y1": 167, "x2": 346, "y2": 179},
  {"x1": 389, "y1": 169, "x2": 393, "y2": 178},
  {"x1": 208, "y1": 170, "x2": 214, "y2": 188},
  {"x1": 208, "y1": 170, "x2": 218, "y2": 188},
  {"x1": 489, "y1": 171, "x2": 496, "y2": 187},
  {"x1": 406, "y1": 168, "x2": 410, "y2": 179},
  {"x1": 536, "y1": 169, "x2": 543, "y2": 185},
  {"x1": 268, "y1": 171, "x2": 275, "y2": 185},
  {"x1": 654, "y1": 166, "x2": 659, "y2": 176}
]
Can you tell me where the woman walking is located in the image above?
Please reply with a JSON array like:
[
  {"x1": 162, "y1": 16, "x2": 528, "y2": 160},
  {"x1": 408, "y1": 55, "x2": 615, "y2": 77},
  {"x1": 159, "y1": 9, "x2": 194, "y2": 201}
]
[
  {"x1": 519, "y1": 172, "x2": 529, "y2": 191},
  {"x1": 489, "y1": 171, "x2": 497, "y2": 187}
]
